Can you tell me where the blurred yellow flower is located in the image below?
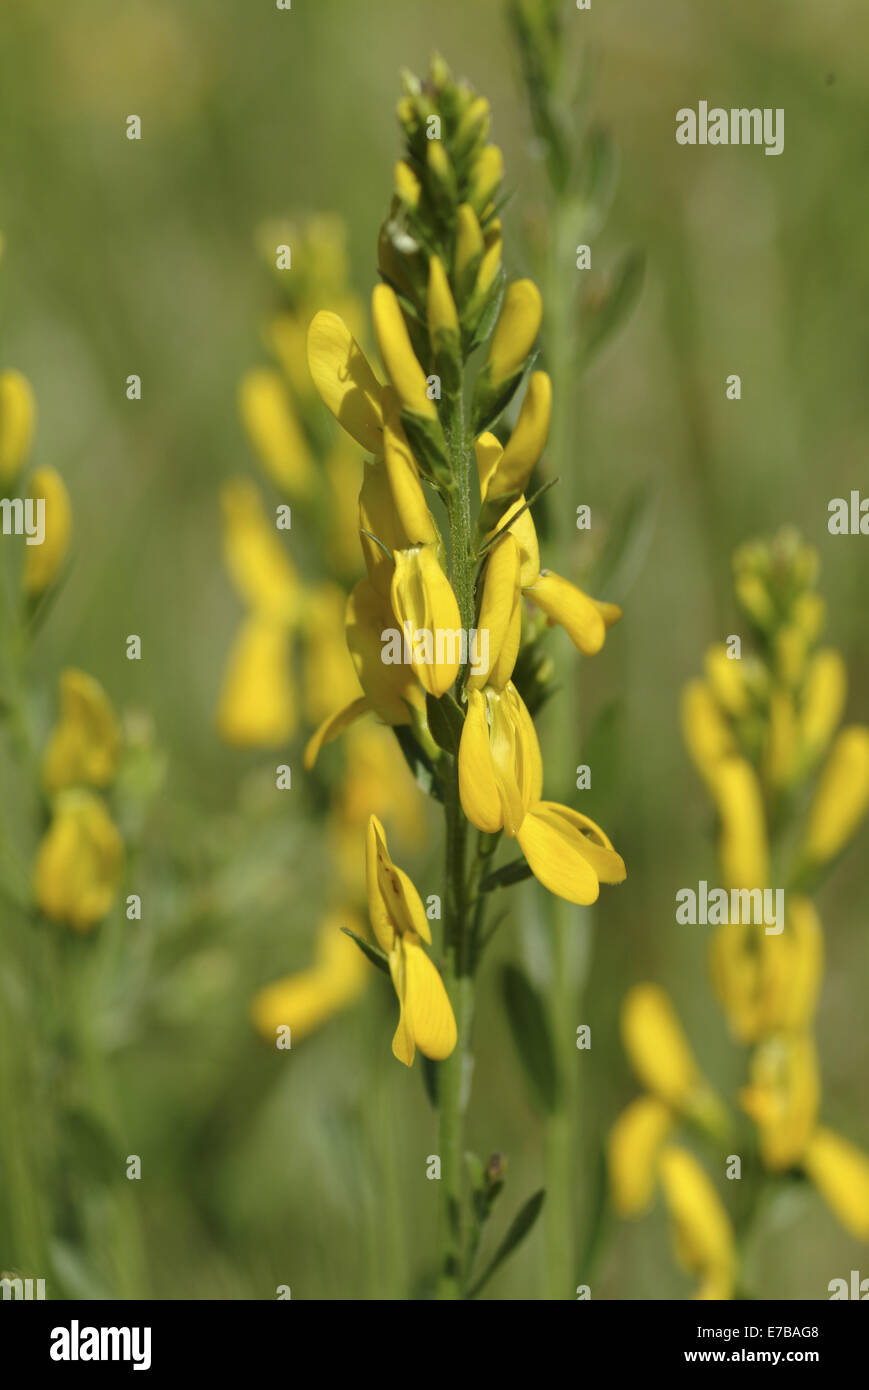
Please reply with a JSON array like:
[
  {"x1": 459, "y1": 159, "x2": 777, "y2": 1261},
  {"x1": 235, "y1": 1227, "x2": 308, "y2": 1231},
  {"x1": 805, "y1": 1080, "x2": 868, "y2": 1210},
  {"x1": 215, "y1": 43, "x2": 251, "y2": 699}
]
[
  {"x1": 22, "y1": 466, "x2": 72, "y2": 596},
  {"x1": 366, "y1": 815, "x2": 456, "y2": 1067},
  {"x1": 0, "y1": 368, "x2": 35, "y2": 485},
  {"x1": 709, "y1": 757, "x2": 768, "y2": 890},
  {"x1": 681, "y1": 679, "x2": 736, "y2": 784},
  {"x1": 803, "y1": 1128, "x2": 869, "y2": 1241},
  {"x1": 220, "y1": 478, "x2": 299, "y2": 624},
  {"x1": 42, "y1": 668, "x2": 120, "y2": 792},
  {"x1": 801, "y1": 725, "x2": 869, "y2": 866},
  {"x1": 608, "y1": 1095, "x2": 673, "y2": 1218},
  {"x1": 658, "y1": 1146, "x2": 736, "y2": 1300},
  {"x1": 217, "y1": 614, "x2": 296, "y2": 747},
  {"x1": 33, "y1": 790, "x2": 124, "y2": 931},
  {"x1": 238, "y1": 366, "x2": 315, "y2": 498},
  {"x1": 620, "y1": 983, "x2": 724, "y2": 1129},
  {"x1": 711, "y1": 895, "x2": 823, "y2": 1044},
  {"x1": 251, "y1": 910, "x2": 369, "y2": 1044},
  {"x1": 740, "y1": 1033, "x2": 820, "y2": 1170}
]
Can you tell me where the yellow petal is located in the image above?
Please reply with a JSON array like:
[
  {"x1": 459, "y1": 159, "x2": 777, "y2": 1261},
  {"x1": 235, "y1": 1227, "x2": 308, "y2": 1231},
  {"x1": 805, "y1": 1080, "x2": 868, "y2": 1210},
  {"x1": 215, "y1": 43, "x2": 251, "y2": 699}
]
[
  {"x1": 381, "y1": 390, "x2": 439, "y2": 546},
  {"x1": 238, "y1": 367, "x2": 315, "y2": 497},
  {"x1": 708, "y1": 757, "x2": 768, "y2": 890},
  {"x1": 475, "y1": 431, "x2": 503, "y2": 502},
  {"x1": 394, "y1": 937, "x2": 457, "y2": 1065},
  {"x1": 346, "y1": 578, "x2": 425, "y2": 724},
  {"x1": 372, "y1": 284, "x2": 436, "y2": 420},
  {"x1": 487, "y1": 495, "x2": 541, "y2": 587},
  {"x1": 739, "y1": 1033, "x2": 819, "y2": 1170},
  {"x1": 517, "y1": 800, "x2": 625, "y2": 905},
  {"x1": 0, "y1": 368, "x2": 36, "y2": 485},
  {"x1": 307, "y1": 310, "x2": 383, "y2": 453},
  {"x1": 366, "y1": 814, "x2": 430, "y2": 953},
  {"x1": 621, "y1": 984, "x2": 703, "y2": 1111},
  {"x1": 22, "y1": 467, "x2": 72, "y2": 596},
  {"x1": 488, "y1": 683, "x2": 543, "y2": 832},
  {"x1": 802, "y1": 725, "x2": 869, "y2": 865},
  {"x1": 800, "y1": 648, "x2": 846, "y2": 765},
  {"x1": 469, "y1": 144, "x2": 504, "y2": 213},
  {"x1": 486, "y1": 279, "x2": 542, "y2": 385},
  {"x1": 803, "y1": 1128, "x2": 869, "y2": 1241},
  {"x1": 487, "y1": 371, "x2": 552, "y2": 500},
  {"x1": 524, "y1": 570, "x2": 607, "y2": 656},
  {"x1": 390, "y1": 545, "x2": 462, "y2": 697},
  {"x1": 394, "y1": 160, "x2": 421, "y2": 208},
  {"x1": 658, "y1": 1146, "x2": 735, "y2": 1300},
  {"x1": 681, "y1": 679, "x2": 736, "y2": 785},
  {"x1": 42, "y1": 669, "x2": 120, "y2": 792},
  {"x1": 468, "y1": 533, "x2": 520, "y2": 690},
  {"x1": 704, "y1": 643, "x2": 750, "y2": 717},
  {"x1": 220, "y1": 478, "x2": 299, "y2": 623},
  {"x1": 217, "y1": 615, "x2": 296, "y2": 747},
  {"x1": 33, "y1": 790, "x2": 124, "y2": 932},
  {"x1": 455, "y1": 203, "x2": 484, "y2": 281},
  {"x1": 427, "y1": 255, "x2": 459, "y2": 340},
  {"x1": 458, "y1": 688, "x2": 502, "y2": 833},
  {"x1": 303, "y1": 696, "x2": 370, "y2": 770},
  {"x1": 608, "y1": 1096, "x2": 673, "y2": 1218}
]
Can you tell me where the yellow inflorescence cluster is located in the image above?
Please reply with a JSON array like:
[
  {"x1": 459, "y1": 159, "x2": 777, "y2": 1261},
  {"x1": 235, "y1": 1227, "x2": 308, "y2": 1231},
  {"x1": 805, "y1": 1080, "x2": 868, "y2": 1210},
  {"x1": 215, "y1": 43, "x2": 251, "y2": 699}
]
[{"x1": 610, "y1": 529, "x2": 869, "y2": 1297}]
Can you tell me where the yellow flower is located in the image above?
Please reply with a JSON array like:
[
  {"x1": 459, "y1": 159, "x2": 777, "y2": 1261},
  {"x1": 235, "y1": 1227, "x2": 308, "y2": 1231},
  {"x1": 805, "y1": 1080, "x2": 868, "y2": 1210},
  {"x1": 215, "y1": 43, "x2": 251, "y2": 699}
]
[
  {"x1": 371, "y1": 284, "x2": 437, "y2": 420},
  {"x1": 681, "y1": 679, "x2": 736, "y2": 784},
  {"x1": 366, "y1": 815, "x2": 456, "y2": 1066},
  {"x1": 482, "y1": 372, "x2": 552, "y2": 502},
  {"x1": 523, "y1": 570, "x2": 611, "y2": 657},
  {"x1": 799, "y1": 648, "x2": 846, "y2": 767},
  {"x1": 802, "y1": 725, "x2": 869, "y2": 865},
  {"x1": 42, "y1": 669, "x2": 120, "y2": 792},
  {"x1": 764, "y1": 688, "x2": 799, "y2": 789},
  {"x1": 803, "y1": 1128, "x2": 869, "y2": 1241},
  {"x1": 22, "y1": 466, "x2": 72, "y2": 596},
  {"x1": 485, "y1": 279, "x2": 542, "y2": 385},
  {"x1": 711, "y1": 895, "x2": 823, "y2": 1044},
  {"x1": 251, "y1": 911, "x2": 369, "y2": 1044},
  {"x1": 238, "y1": 366, "x2": 315, "y2": 497},
  {"x1": 740, "y1": 1033, "x2": 820, "y2": 1170},
  {"x1": 0, "y1": 368, "x2": 35, "y2": 485},
  {"x1": 394, "y1": 160, "x2": 421, "y2": 208},
  {"x1": 307, "y1": 310, "x2": 384, "y2": 454},
  {"x1": 380, "y1": 391, "x2": 439, "y2": 547},
  {"x1": 390, "y1": 544, "x2": 462, "y2": 697},
  {"x1": 427, "y1": 255, "x2": 459, "y2": 342},
  {"x1": 455, "y1": 203, "x2": 484, "y2": 284},
  {"x1": 468, "y1": 144, "x2": 504, "y2": 214},
  {"x1": 620, "y1": 984, "x2": 724, "y2": 1127},
  {"x1": 658, "y1": 1146, "x2": 736, "y2": 1300},
  {"x1": 217, "y1": 615, "x2": 296, "y2": 746},
  {"x1": 704, "y1": 643, "x2": 751, "y2": 718},
  {"x1": 220, "y1": 478, "x2": 299, "y2": 624},
  {"x1": 302, "y1": 583, "x2": 362, "y2": 726},
  {"x1": 304, "y1": 578, "x2": 425, "y2": 767},
  {"x1": 708, "y1": 757, "x2": 768, "y2": 890},
  {"x1": 467, "y1": 533, "x2": 521, "y2": 692},
  {"x1": 33, "y1": 790, "x2": 124, "y2": 931},
  {"x1": 608, "y1": 1095, "x2": 673, "y2": 1218}
]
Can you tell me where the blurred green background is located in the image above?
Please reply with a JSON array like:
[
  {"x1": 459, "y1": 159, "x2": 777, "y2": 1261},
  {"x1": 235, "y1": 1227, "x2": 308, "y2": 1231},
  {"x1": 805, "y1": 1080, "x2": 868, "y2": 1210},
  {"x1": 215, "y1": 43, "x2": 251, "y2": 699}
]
[{"x1": 1, "y1": 0, "x2": 867, "y2": 1299}]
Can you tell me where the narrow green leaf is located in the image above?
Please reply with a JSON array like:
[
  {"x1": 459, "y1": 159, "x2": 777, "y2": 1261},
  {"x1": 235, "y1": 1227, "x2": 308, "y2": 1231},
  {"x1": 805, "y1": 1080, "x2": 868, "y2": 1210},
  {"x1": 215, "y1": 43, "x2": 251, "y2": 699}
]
[
  {"x1": 580, "y1": 249, "x2": 645, "y2": 367},
  {"x1": 466, "y1": 1189, "x2": 545, "y2": 1299},
  {"x1": 340, "y1": 927, "x2": 390, "y2": 976},
  {"x1": 500, "y1": 964, "x2": 560, "y2": 1113},
  {"x1": 480, "y1": 858, "x2": 533, "y2": 892},
  {"x1": 425, "y1": 691, "x2": 464, "y2": 755}
]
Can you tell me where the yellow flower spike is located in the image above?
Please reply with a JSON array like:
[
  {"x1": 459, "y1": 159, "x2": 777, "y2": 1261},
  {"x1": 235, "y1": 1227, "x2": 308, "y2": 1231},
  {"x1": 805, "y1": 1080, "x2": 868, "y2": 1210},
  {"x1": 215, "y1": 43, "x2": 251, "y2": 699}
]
[
  {"x1": 800, "y1": 648, "x2": 846, "y2": 766},
  {"x1": 251, "y1": 910, "x2": 369, "y2": 1044},
  {"x1": 238, "y1": 367, "x2": 315, "y2": 497},
  {"x1": 22, "y1": 466, "x2": 72, "y2": 597},
  {"x1": 394, "y1": 160, "x2": 421, "y2": 208},
  {"x1": 455, "y1": 203, "x2": 484, "y2": 282},
  {"x1": 516, "y1": 801, "x2": 625, "y2": 906},
  {"x1": 608, "y1": 1095, "x2": 674, "y2": 1218},
  {"x1": 365, "y1": 815, "x2": 457, "y2": 1066},
  {"x1": 0, "y1": 368, "x2": 36, "y2": 485},
  {"x1": 33, "y1": 790, "x2": 124, "y2": 932},
  {"x1": 468, "y1": 533, "x2": 520, "y2": 691},
  {"x1": 469, "y1": 144, "x2": 504, "y2": 213},
  {"x1": 709, "y1": 757, "x2": 768, "y2": 890},
  {"x1": 307, "y1": 310, "x2": 384, "y2": 454},
  {"x1": 704, "y1": 643, "x2": 750, "y2": 718},
  {"x1": 220, "y1": 478, "x2": 299, "y2": 624},
  {"x1": 486, "y1": 371, "x2": 552, "y2": 500},
  {"x1": 764, "y1": 688, "x2": 799, "y2": 789},
  {"x1": 681, "y1": 679, "x2": 736, "y2": 784},
  {"x1": 658, "y1": 1147, "x2": 736, "y2": 1301},
  {"x1": 390, "y1": 545, "x2": 462, "y2": 697},
  {"x1": 802, "y1": 725, "x2": 869, "y2": 865},
  {"x1": 427, "y1": 255, "x2": 460, "y2": 343},
  {"x1": 740, "y1": 1033, "x2": 820, "y2": 1170},
  {"x1": 381, "y1": 389, "x2": 439, "y2": 547},
  {"x1": 523, "y1": 570, "x2": 607, "y2": 657},
  {"x1": 485, "y1": 279, "x2": 542, "y2": 386},
  {"x1": 803, "y1": 1128, "x2": 869, "y2": 1241},
  {"x1": 371, "y1": 284, "x2": 437, "y2": 420},
  {"x1": 621, "y1": 984, "x2": 705, "y2": 1112},
  {"x1": 217, "y1": 614, "x2": 296, "y2": 747},
  {"x1": 42, "y1": 669, "x2": 120, "y2": 792}
]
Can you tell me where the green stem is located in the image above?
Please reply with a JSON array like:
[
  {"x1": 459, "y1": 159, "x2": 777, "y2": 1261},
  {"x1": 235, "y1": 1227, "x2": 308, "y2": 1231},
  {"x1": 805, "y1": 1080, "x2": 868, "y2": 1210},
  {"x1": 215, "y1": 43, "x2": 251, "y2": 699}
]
[{"x1": 436, "y1": 390, "x2": 477, "y2": 1299}]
